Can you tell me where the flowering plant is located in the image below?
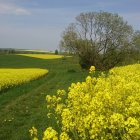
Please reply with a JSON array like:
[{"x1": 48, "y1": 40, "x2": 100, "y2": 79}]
[{"x1": 30, "y1": 64, "x2": 140, "y2": 140}]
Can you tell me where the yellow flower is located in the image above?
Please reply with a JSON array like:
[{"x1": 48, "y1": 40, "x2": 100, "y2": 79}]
[
  {"x1": 60, "y1": 132, "x2": 71, "y2": 140},
  {"x1": 33, "y1": 137, "x2": 38, "y2": 140},
  {"x1": 43, "y1": 127, "x2": 58, "y2": 140},
  {"x1": 29, "y1": 127, "x2": 38, "y2": 137},
  {"x1": 89, "y1": 66, "x2": 95, "y2": 74},
  {"x1": 46, "y1": 95, "x2": 52, "y2": 103}
]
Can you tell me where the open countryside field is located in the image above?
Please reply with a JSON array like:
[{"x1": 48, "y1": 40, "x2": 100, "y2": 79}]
[
  {"x1": 0, "y1": 54, "x2": 140, "y2": 140},
  {"x1": 1, "y1": 0, "x2": 140, "y2": 139},
  {"x1": 0, "y1": 54, "x2": 88, "y2": 140}
]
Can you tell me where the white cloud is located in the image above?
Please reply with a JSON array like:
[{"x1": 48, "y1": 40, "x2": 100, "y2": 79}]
[{"x1": 0, "y1": 2, "x2": 31, "y2": 15}]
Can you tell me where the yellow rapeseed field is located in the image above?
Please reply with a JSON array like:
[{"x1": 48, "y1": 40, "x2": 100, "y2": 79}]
[
  {"x1": 17, "y1": 54, "x2": 63, "y2": 59},
  {"x1": 0, "y1": 68, "x2": 48, "y2": 92},
  {"x1": 30, "y1": 64, "x2": 140, "y2": 140}
]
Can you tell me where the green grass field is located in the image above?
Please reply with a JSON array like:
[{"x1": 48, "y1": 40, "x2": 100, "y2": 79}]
[{"x1": 0, "y1": 54, "x2": 88, "y2": 140}]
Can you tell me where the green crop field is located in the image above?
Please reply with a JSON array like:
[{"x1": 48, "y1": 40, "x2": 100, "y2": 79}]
[{"x1": 0, "y1": 54, "x2": 88, "y2": 140}]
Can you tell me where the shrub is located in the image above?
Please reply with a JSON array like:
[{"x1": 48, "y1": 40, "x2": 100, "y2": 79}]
[{"x1": 55, "y1": 50, "x2": 59, "y2": 55}]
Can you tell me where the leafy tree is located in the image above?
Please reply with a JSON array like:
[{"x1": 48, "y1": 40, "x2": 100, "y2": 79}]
[
  {"x1": 59, "y1": 23, "x2": 79, "y2": 54},
  {"x1": 55, "y1": 49, "x2": 59, "y2": 55},
  {"x1": 132, "y1": 30, "x2": 140, "y2": 51},
  {"x1": 124, "y1": 30, "x2": 140, "y2": 64},
  {"x1": 60, "y1": 11, "x2": 133, "y2": 70}
]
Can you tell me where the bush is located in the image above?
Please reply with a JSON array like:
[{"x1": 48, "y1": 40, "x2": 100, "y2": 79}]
[{"x1": 55, "y1": 49, "x2": 59, "y2": 55}]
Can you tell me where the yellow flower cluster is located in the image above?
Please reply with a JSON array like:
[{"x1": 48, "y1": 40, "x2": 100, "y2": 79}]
[
  {"x1": 17, "y1": 54, "x2": 63, "y2": 59},
  {"x1": 31, "y1": 64, "x2": 140, "y2": 140},
  {"x1": 0, "y1": 68, "x2": 48, "y2": 92},
  {"x1": 43, "y1": 127, "x2": 58, "y2": 140},
  {"x1": 89, "y1": 66, "x2": 95, "y2": 74},
  {"x1": 29, "y1": 127, "x2": 38, "y2": 140}
]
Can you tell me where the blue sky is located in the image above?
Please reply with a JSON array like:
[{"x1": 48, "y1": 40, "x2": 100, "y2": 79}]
[{"x1": 0, "y1": 0, "x2": 140, "y2": 51}]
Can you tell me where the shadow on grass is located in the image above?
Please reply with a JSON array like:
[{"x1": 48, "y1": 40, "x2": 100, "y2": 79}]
[{"x1": 0, "y1": 54, "x2": 57, "y2": 68}]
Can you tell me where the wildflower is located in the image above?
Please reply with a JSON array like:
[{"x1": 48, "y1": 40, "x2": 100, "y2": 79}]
[
  {"x1": 89, "y1": 66, "x2": 95, "y2": 74},
  {"x1": 46, "y1": 95, "x2": 52, "y2": 103},
  {"x1": 60, "y1": 132, "x2": 71, "y2": 140},
  {"x1": 29, "y1": 126, "x2": 37, "y2": 136},
  {"x1": 43, "y1": 127, "x2": 58, "y2": 140}
]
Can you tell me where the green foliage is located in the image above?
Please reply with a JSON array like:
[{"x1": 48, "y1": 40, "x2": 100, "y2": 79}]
[
  {"x1": 0, "y1": 48, "x2": 16, "y2": 54},
  {"x1": 119, "y1": 31, "x2": 140, "y2": 65},
  {"x1": 133, "y1": 30, "x2": 140, "y2": 51},
  {"x1": 55, "y1": 49, "x2": 59, "y2": 55},
  {"x1": 59, "y1": 23, "x2": 78, "y2": 53},
  {"x1": 67, "y1": 69, "x2": 76, "y2": 73}
]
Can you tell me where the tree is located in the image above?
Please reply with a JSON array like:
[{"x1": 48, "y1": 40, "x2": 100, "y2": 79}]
[
  {"x1": 132, "y1": 30, "x2": 140, "y2": 51},
  {"x1": 59, "y1": 23, "x2": 79, "y2": 54},
  {"x1": 126, "y1": 30, "x2": 140, "y2": 63},
  {"x1": 60, "y1": 11, "x2": 133, "y2": 70},
  {"x1": 55, "y1": 49, "x2": 59, "y2": 55}
]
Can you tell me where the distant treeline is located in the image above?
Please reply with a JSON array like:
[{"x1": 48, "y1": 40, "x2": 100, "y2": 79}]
[
  {"x1": 0, "y1": 48, "x2": 16, "y2": 54},
  {"x1": 0, "y1": 48, "x2": 50, "y2": 54}
]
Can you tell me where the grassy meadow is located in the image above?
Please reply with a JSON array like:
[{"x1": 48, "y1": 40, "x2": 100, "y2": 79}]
[{"x1": 0, "y1": 54, "x2": 88, "y2": 140}]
